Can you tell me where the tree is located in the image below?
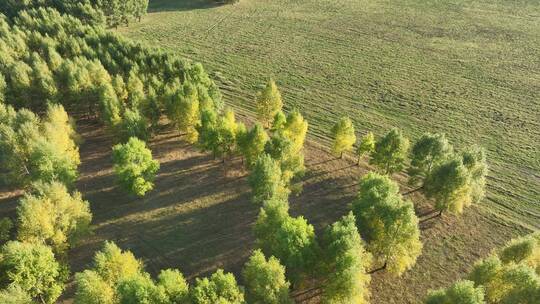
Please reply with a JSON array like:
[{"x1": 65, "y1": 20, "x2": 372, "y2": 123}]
[
  {"x1": 0, "y1": 217, "x2": 13, "y2": 242},
  {"x1": 498, "y1": 233, "x2": 539, "y2": 274},
  {"x1": 265, "y1": 134, "x2": 305, "y2": 185},
  {"x1": 166, "y1": 82, "x2": 200, "y2": 143},
  {"x1": 356, "y1": 132, "x2": 375, "y2": 166},
  {"x1": 133, "y1": 0, "x2": 149, "y2": 22},
  {"x1": 331, "y1": 116, "x2": 356, "y2": 158},
  {"x1": 270, "y1": 111, "x2": 286, "y2": 134},
  {"x1": 0, "y1": 104, "x2": 80, "y2": 187},
  {"x1": 321, "y1": 212, "x2": 372, "y2": 304},
  {"x1": 423, "y1": 156, "x2": 471, "y2": 215},
  {"x1": 248, "y1": 154, "x2": 289, "y2": 204},
  {"x1": 190, "y1": 269, "x2": 244, "y2": 304},
  {"x1": 112, "y1": 137, "x2": 159, "y2": 197},
  {"x1": 352, "y1": 173, "x2": 422, "y2": 276},
  {"x1": 0, "y1": 241, "x2": 64, "y2": 304},
  {"x1": 282, "y1": 109, "x2": 308, "y2": 154},
  {"x1": 408, "y1": 133, "x2": 453, "y2": 186},
  {"x1": 0, "y1": 285, "x2": 32, "y2": 304},
  {"x1": 237, "y1": 123, "x2": 269, "y2": 167},
  {"x1": 254, "y1": 199, "x2": 319, "y2": 285},
  {"x1": 425, "y1": 280, "x2": 485, "y2": 304},
  {"x1": 370, "y1": 128, "x2": 409, "y2": 174},
  {"x1": 117, "y1": 108, "x2": 149, "y2": 142},
  {"x1": 157, "y1": 269, "x2": 189, "y2": 304},
  {"x1": 255, "y1": 80, "x2": 283, "y2": 128},
  {"x1": 74, "y1": 270, "x2": 115, "y2": 304},
  {"x1": 17, "y1": 181, "x2": 92, "y2": 254},
  {"x1": 92, "y1": 241, "x2": 143, "y2": 286},
  {"x1": 117, "y1": 273, "x2": 167, "y2": 304},
  {"x1": 461, "y1": 146, "x2": 488, "y2": 205},
  {"x1": 242, "y1": 249, "x2": 292, "y2": 304},
  {"x1": 215, "y1": 108, "x2": 240, "y2": 162}
]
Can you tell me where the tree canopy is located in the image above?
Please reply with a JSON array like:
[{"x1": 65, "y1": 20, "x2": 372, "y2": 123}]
[
  {"x1": 370, "y1": 128, "x2": 409, "y2": 174},
  {"x1": 112, "y1": 137, "x2": 160, "y2": 197},
  {"x1": 255, "y1": 80, "x2": 283, "y2": 128},
  {"x1": 331, "y1": 116, "x2": 356, "y2": 158},
  {"x1": 352, "y1": 172, "x2": 422, "y2": 275}
]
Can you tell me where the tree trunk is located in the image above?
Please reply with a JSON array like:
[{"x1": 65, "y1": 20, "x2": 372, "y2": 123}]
[
  {"x1": 368, "y1": 261, "x2": 387, "y2": 274},
  {"x1": 340, "y1": 151, "x2": 343, "y2": 159}
]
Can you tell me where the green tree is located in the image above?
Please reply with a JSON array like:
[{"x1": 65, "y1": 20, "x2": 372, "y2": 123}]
[
  {"x1": 92, "y1": 241, "x2": 143, "y2": 286},
  {"x1": 166, "y1": 82, "x2": 200, "y2": 143},
  {"x1": 423, "y1": 156, "x2": 471, "y2": 215},
  {"x1": 190, "y1": 269, "x2": 244, "y2": 304},
  {"x1": 74, "y1": 270, "x2": 115, "y2": 304},
  {"x1": 17, "y1": 181, "x2": 92, "y2": 254},
  {"x1": 0, "y1": 241, "x2": 64, "y2": 304},
  {"x1": 408, "y1": 133, "x2": 453, "y2": 186},
  {"x1": 425, "y1": 280, "x2": 485, "y2": 304},
  {"x1": 254, "y1": 199, "x2": 319, "y2": 285},
  {"x1": 112, "y1": 137, "x2": 159, "y2": 197},
  {"x1": 0, "y1": 217, "x2": 13, "y2": 242},
  {"x1": 248, "y1": 154, "x2": 289, "y2": 204},
  {"x1": 237, "y1": 123, "x2": 269, "y2": 168},
  {"x1": 0, "y1": 104, "x2": 80, "y2": 187},
  {"x1": 242, "y1": 249, "x2": 292, "y2": 304},
  {"x1": 356, "y1": 132, "x2": 375, "y2": 166},
  {"x1": 265, "y1": 134, "x2": 305, "y2": 185},
  {"x1": 134, "y1": 0, "x2": 149, "y2": 22},
  {"x1": 321, "y1": 212, "x2": 372, "y2": 304},
  {"x1": 255, "y1": 80, "x2": 283, "y2": 128},
  {"x1": 270, "y1": 111, "x2": 286, "y2": 134},
  {"x1": 117, "y1": 273, "x2": 168, "y2": 304},
  {"x1": 157, "y1": 269, "x2": 189, "y2": 304},
  {"x1": 370, "y1": 128, "x2": 409, "y2": 174},
  {"x1": 331, "y1": 116, "x2": 356, "y2": 159},
  {"x1": 461, "y1": 146, "x2": 488, "y2": 205},
  {"x1": 117, "y1": 108, "x2": 149, "y2": 142},
  {"x1": 282, "y1": 109, "x2": 308, "y2": 154},
  {"x1": 352, "y1": 173, "x2": 422, "y2": 276},
  {"x1": 0, "y1": 285, "x2": 32, "y2": 304}
]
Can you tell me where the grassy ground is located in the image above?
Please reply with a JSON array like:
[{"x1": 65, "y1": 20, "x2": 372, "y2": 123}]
[{"x1": 120, "y1": 0, "x2": 540, "y2": 230}]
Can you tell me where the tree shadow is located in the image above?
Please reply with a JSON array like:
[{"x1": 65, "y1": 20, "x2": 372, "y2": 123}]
[{"x1": 148, "y1": 0, "x2": 223, "y2": 13}]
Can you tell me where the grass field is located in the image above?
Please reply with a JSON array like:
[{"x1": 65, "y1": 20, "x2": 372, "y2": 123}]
[{"x1": 121, "y1": 0, "x2": 540, "y2": 230}]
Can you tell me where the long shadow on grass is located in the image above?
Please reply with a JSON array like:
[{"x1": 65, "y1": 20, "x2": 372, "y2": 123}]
[{"x1": 148, "y1": 0, "x2": 222, "y2": 13}]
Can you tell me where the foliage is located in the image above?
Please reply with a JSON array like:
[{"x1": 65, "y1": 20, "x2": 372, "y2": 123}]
[
  {"x1": 0, "y1": 218, "x2": 13, "y2": 242},
  {"x1": 352, "y1": 172, "x2": 422, "y2": 275},
  {"x1": 190, "y1": 269, "x2": 244, "y2": 304},
  {"x1": 17, "y1": 181, "x2": 92, "y2": 254},
  {"x1": 237, "y1": 123, "x2": 269, "y2": 167},
  {"x1": 0, "y1": 284, "x2": 32, "y2": 304},
  {"x1": 370, "y1": 128, "x2": 409, "y2": 174},
  {"x1": 265, "y1": 134, "x2": 305, "y2": 185},
  {"x1": 356, "y1": 132, "x2": 375, "y2": 165},
  {"x1": 242, "y1": 249, "x2": 292, "y2": 304},
  {"x1": 112, "y1": 137, "x2": 159, "y2": 196},
  {"x1": 117, "y1": 273, "x2": 168, "y2": 304},
  {"x1": 166, "y1": 82, "x2": 200, "y2": 143},
  {"x1": 248, "y1": 154, "x2": 289, "y2": 204},
  {"x1": 117, "y1": 108, "x2": 150, "y2": 142},
  {"x1": 0, "y1": 103, "x2": 80, "y2": 187},
  {"x1": 254, "y1": 199, "x2": 319, "y2": 285},
  {"x1": 197, "y1": 107, "x2": 241, "y2": 161},
  {"x1": 321, "y1": 212, "x2": 372, "y2": 304},
  {"x1": 157, "y1": 269, "x2": 189, "y2": 304},
  {"x1": 425, "y1": 280, "x2": 485, "y2": 304},
  {"x1": 331, "y1": 116, "x2": 356, "y2": 158},
  {"x1": 74, "y1": 270, "x2": 115, "y2": 304},
  {"x1": 0, "y1": 241, "x2": 64, "y2": 304},
  {"x1": 255, "y1": 80, "x2": 283, "y2": 128},
  {"x1": 282, "y1": 109, "x2": 308, "y2": 154},
  {"x1": 408, "y1": 133, "x2": 453, "y2": 185},
  {"x1": 92, "y1": 241, "x2": 143, "y2": 286}
]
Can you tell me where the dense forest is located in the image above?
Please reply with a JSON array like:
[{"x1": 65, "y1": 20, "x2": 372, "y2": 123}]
[{"x1": 0, "y1": 1, "x2": 538, "y2": 304}]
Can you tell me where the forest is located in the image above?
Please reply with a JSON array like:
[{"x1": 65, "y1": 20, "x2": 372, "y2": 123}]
[{"x1": 0, "y1": 1, "x2": 538, "y2": 303}]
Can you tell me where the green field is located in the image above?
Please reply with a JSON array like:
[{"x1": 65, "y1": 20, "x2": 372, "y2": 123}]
[{"x1": 121, "y1": 0, "x2": 540, "y2": 229}]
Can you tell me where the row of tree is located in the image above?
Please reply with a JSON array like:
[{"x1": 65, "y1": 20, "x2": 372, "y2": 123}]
[
  {"x1": 0, "y1": 0, "x2": 149, "y2": 27},
  {"x1": 424, "y1": 232, "x2": 540, "y2": 304},
  {"x1": 331, "y1": 117, "x2": 488, "y2": 216}
]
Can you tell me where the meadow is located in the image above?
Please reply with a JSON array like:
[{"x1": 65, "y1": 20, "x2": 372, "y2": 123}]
[{"x1": 121, "y1": 0, "x2": 540, "y2": 230}]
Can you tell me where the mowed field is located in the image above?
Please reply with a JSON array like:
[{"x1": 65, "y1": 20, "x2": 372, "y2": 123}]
[{"x1": 121, "y1": 0, "x2": 540, "y2": 229}]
